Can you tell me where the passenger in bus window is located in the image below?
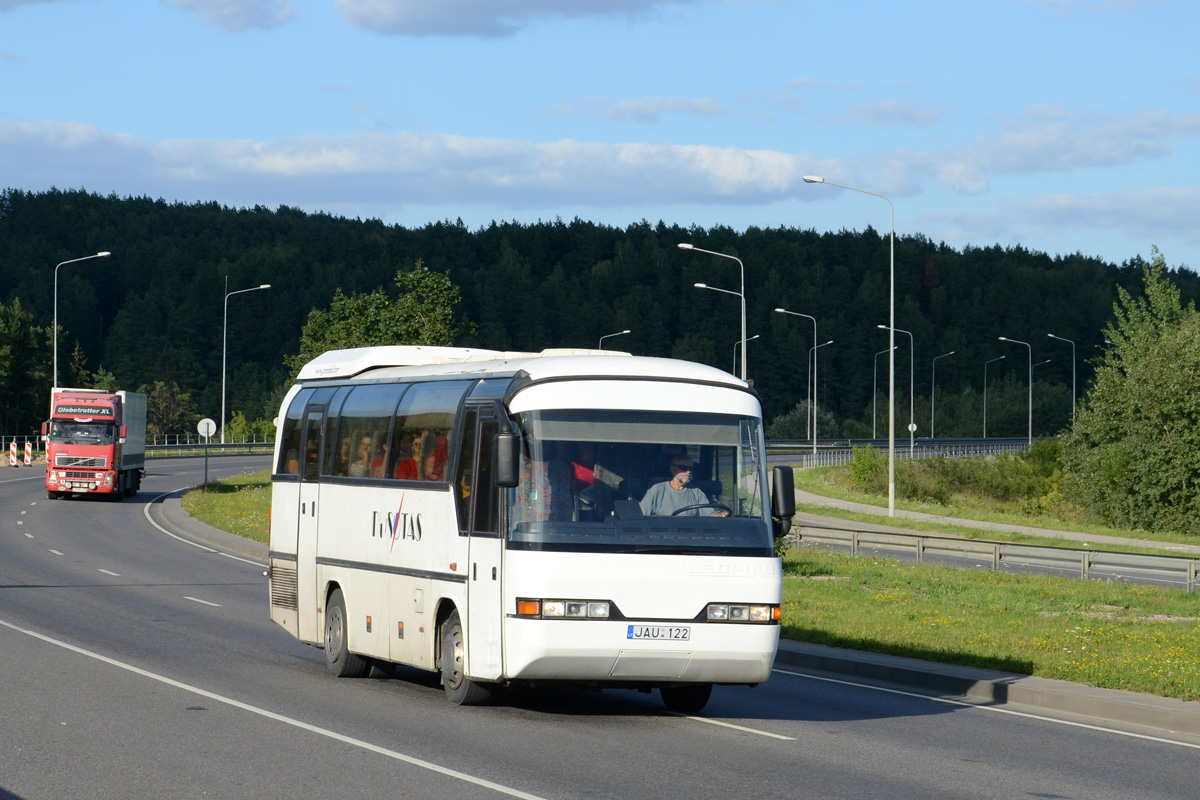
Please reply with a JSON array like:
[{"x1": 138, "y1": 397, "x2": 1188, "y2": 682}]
[
  {"x1": 425, "y1": 432, "x2": 448, "y2": 481},
  {"x1": 370, "y1": 437, "x2": 388, "y2": 478},
  {"x1": 395, "y1": 430, "x2": 428, "y2": 480},
  {"x1": 348, "y1": 434, "x2": 373, "y2": 478},
  {"x1": 512, "y1": 440, "x2": 572, "y2": 524},
  {"x1": 337, "y1": 436, "x2": 352, "y2": 476},
  {"x1": 640, "y1": 456, "x2": 729, "y2": 517}
]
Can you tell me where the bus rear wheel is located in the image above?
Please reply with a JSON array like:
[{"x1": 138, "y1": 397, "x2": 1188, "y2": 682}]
[
  {"x1": 324, "y1": 589, "x2": 370, "y2": 678},
  {"x1": 440, "y1": 610, "x2": 492, "y2": 706},
  {"x1": 660, "y1": 683, "x2": 713, "y2": 714}
]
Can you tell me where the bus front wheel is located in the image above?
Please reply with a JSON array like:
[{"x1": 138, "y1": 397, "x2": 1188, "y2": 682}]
[
  {"x1": 660, "y1": 683, "x2": 713, "y2": 714},
  {"x1": 324, "y1": 589, "x2": 370, "y2": 678},
  {"x1": 440, "y1": 610, "x2": 492, "y2": 706}
]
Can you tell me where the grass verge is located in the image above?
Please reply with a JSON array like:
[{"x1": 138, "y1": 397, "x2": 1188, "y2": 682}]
[
  {"x1": 784, "y1": 545, "x2": 1200, "y2": 701},
  {"x1": 181, "y1": 469, "x2": 271, "y2": 545}
]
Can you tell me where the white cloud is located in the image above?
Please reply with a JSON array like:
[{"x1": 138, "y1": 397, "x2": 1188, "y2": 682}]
[
  {"x1": 544, "y1": 96, "x2": 726, "y2": 122},
  {"x1": 843, "y1": 100, "x2": 940, "y2": 127},
  {"x1": 1017, "y1": 187, "x2": 1200, "y2": 245},
  {"x1": 162, "y1": 0, "x2": 295, "y2": 32},
  {"x1": 333, "y1": 0, "x2": 694, "y2": 37},
  {"x1": 0, "y1": 0, "x2": 60, "y2": 10}
]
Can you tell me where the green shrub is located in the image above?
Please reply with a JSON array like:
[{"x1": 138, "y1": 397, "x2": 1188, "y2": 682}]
[{"x1": 848, "y1": 444, "x2": 887, "y2": 492}]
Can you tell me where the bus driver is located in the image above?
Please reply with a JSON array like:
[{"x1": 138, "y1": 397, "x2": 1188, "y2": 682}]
[{"x1": 639, "y1": 456, "x2": 729, "y2": 517}]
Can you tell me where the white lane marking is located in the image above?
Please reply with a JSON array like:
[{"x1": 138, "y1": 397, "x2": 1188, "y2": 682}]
[
  {"x1": 97, "y1": 569, "x2": 121, "y2": 577},
  {"x1": 0, "y1": 618, "x2": 548, "y2": 799},
  {"x1": 24, "y1": 533, "x2": 33, "y2": 539},
  {"x1": 142, "y1": 489, "x2": 264, "y2": 567},
  {"x1": 772, "y1": 667, "x2": 1200, "y2": 749},
  {"x1": 17, "y1": 521, "x2": 22, "y2": 526},
  {"x1": 49, "y1": 549, "x2": 64, "y2": 556},
  {"x1": 184, "y1": 596, "x2": 221, "y2": 607},
  {"x1": 20, "y1": 510, "x2": 26, "y2": 515},
  {"x1": 677, "y1": 713, "x2": 795, "y2": 740}
]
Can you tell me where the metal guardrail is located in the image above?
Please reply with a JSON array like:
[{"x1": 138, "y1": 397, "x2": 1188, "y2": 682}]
[
  {"x1": 793, "y1": 521, "x2": 1200, "y2": 592},
  {"x1": 768, "y1": 437, "x2": 1030, "y2": 469},
  {"x1": 147, "y1": 442, "x2": 274, "y2": 457}
]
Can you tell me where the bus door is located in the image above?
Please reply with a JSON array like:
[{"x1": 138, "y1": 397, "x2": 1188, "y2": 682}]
[
  {"x1": 458, "y1": 406, "x2": 504, "y2": 680},
  {"x1": 296, "y1": 403, "x2": 325, "y2": 643}
]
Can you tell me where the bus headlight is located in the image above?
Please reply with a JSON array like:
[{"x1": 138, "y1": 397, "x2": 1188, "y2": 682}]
[
  {"x1": 517, "y1": 598, "x2": 612, "y2": 619},
  {"x1": 707, "y1": 603, "x2": 778, "y2": 623}
]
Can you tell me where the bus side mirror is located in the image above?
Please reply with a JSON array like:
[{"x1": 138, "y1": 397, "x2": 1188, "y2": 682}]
[
  {"x1": 41, "y1": 421, "x2": 48, "y2": 436},
  {"x1": 770, "y1": 465, "x2": 795, "y2": 539},
  {"x1": 494, "y1": 430, "x2": 521, "y2": 488}
]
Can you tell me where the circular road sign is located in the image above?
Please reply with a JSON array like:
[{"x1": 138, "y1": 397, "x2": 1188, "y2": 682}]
[{"x1": 198, "y1": 418, "x2": 217, "y2": 437}]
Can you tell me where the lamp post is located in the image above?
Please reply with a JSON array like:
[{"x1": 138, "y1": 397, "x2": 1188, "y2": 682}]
[
  {"x1": 806, "y1": 175, "x2": 896, "y2": 515},
  {"x1": 983, "y1": 355, "x2": 1005, "y2": 438},
  {"x1": 808, "y1": 340, "x2": 833, "y2": 442},
  {"x1": 53, "y1": 251, "x2": 111, "y2": 389},
  {"x1": 878, "y1": 324, "x2": 915, "y2": 456},
  {"x1": 999, "y1": 336, "x2": 1033, "y2": 445},
  {"x1": 1047, "y1": 333, "x2": 1076, "y2": 422},
  {"x1": 599, "y1": 329, "x2": 631, "y2": 349},
  {"x1": 680, "y1": 243, "x2": 746, "y2": 382},
  {"x1": 694, "y1": 282, "x2": 746, "y2": 378},
  {"x1": 874, "y1": 346, "x2": 896, "y2": 439},
  {"x1": 931, "y1": 351, "x2": 955, "y2": 439},
  {"x1": 775, "y1": 308, "x2": 818, "y2": 454},
  {"x1": 222, "y1": 282, "x2": 272, "y2": 444},
  {"x1": 734, "y1": 334, "x2": 761, "y2": 375}
]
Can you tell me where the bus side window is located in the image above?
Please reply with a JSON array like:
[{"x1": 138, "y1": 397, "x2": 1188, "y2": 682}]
[
  {"x1": 473, "y1": 418, "x2": 499, "y2": 534},
  {"x1": 276, "y1": 389, "x2": 313, "y2": 475},
  {"x1": 455, "y1": 410, "x2": 478, "y2": 532}
]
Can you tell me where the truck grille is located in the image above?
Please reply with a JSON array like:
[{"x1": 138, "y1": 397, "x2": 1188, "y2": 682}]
[
  {"x1": 55, "y1": 456, "x2": 107, "y2": 469},
  {"x1": 270, "y1": 564, "x2": 299, "y2": 610}
]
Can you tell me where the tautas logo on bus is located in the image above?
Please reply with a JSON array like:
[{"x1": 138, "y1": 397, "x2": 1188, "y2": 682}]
[{"x1": 372, "y1": 494, "x2": 422, "y2": 552}]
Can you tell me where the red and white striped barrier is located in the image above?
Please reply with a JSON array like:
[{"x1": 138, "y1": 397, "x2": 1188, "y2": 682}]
[
  {"x1": 24, "y1": 441, "x2": 32, "y2": 466},
  {"x1": 8, "y1": 442, "x2": 15, "y2": 467}
]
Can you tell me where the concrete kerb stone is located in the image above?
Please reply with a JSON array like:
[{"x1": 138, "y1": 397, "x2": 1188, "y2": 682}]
[
  {"x1": 158, "y1": 494, "x2": 268, "y2": 563},
  {"x1": 775, "y1": 639, "x2": 1200, "y2": 737}
]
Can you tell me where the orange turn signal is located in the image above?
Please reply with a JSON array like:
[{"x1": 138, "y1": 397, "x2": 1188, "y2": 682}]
[
  {"x1": 772, "y1": 606, "x2": 782, "y2": 622},
  {"x1": 517, "y1": 600, "x2": 541, "y2": 617}
]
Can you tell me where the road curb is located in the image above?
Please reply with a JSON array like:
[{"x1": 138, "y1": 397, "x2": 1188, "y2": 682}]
[
  {"x1": 158, "y1": 494, "x2": 268, "y2": 563},
  {"x1": 775, "y1": 639, "x2": 1200, "y2": 737}
]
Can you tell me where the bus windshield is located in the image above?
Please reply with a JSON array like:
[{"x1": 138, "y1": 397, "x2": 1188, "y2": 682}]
[{"x1": 508, "y1": 409, "x2": 772, "y2": 556}]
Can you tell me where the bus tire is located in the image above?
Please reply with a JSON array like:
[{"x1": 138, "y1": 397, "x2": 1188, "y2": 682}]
[
  {"x1": 660, "y1": 683, "x2": 713, "y2": 714},
  {"x1": 440, "y1": 610, "x2": 492, "y2": 706},
  {"x1": 324, "y1": 589, "x2": 370, "y2": 678}
]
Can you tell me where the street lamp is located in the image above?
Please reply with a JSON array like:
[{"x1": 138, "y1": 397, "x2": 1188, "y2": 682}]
[
  {"x1": 222, "y1": 282, "x2": 272, "y2": 444},
  {"x1": 734, "y1": 334, "x2": 761, "y2": 375},
  {"x1": 680, "y1": 243, "x2": 747, "y2": 382},
  {"x1": 808, "y1": 340, "x2": 833, "y2": 442},
  {"x1": 1047, "y1": 333, "x2": 1076, "y2": 422},
  {"x1": 999, "y1": 336, "x2": 1033, "y2": 445},
  {"x1": 775, "y1": 308, "x2": 818, "y2": 454},
  {"x1": 874, "y1": 346, "x2": 896, "y2": 440},
  {"x1": 53, "y1": 251, "x2": 111, "y2": 389},
  {"x1": 806, "y1": 175, "x2": 896, "y2": 515},
  {"x1": 983, "y1": 355, "x2": 1005, "y2": 438},
  {"x1": 599, "y1": 329, "x2": 631, "y2": 349},
  {"x1": 931, "y1": 351, "x2": 955, "y2": 439},
  {"x1": 878, "y1": 324, "x2": 915, "y2": 456}
]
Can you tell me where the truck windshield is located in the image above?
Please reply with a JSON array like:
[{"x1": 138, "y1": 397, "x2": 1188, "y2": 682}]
[
  {"x1": 50, "y1": 422, "x2": 117, "y2": 445},
  {"x1": 507, "y1": 409, "x2": 772, "y2": 556}
]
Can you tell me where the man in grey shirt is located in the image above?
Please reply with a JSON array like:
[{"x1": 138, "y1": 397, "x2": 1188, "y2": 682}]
[{"x1": 639, "y1": 456, "x2": 729, "y2": 517}]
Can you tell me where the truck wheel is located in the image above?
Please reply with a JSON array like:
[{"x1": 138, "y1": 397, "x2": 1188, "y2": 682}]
[
  {"x1": 660, "y1": 683, "x2": 713, "y2": 714},
  {"x1": 47, "y1": 490, "x2": 59, "y2": 500},
  {"x1": 440, "y1": 610, "x2": 492, "y2": 705},
  {"x1": 324, "y1": 589, "x2": 370, "y2": 678}
]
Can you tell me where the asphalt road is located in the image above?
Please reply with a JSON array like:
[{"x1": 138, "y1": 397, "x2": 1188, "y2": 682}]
[{"x1": 2, "y1": 458, "x2": 1197, "y2": 799}]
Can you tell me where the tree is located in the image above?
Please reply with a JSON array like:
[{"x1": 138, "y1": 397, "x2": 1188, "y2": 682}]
[
  {"x1": 285, "y1": 260, "x2": 474, "y2": 375},
  {"x1": 1061, "y1": 249, "x2": 1200, "y2": 533},
  {"x1": 140, "y1": 380, "x2": 199, "y2": 436},
  {"x1": 0, "y1": 298, "x2": 46, "y2": 433}
]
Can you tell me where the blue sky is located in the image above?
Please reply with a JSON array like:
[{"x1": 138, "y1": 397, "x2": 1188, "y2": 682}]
[{"x1": 2, "y1": 0, "x2": 1198, "y2": 270}]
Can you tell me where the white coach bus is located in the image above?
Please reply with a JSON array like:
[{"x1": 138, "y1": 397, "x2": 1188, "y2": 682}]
[{"x1": 267, "y1": 345, "x2": 794, "y2": 712}]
